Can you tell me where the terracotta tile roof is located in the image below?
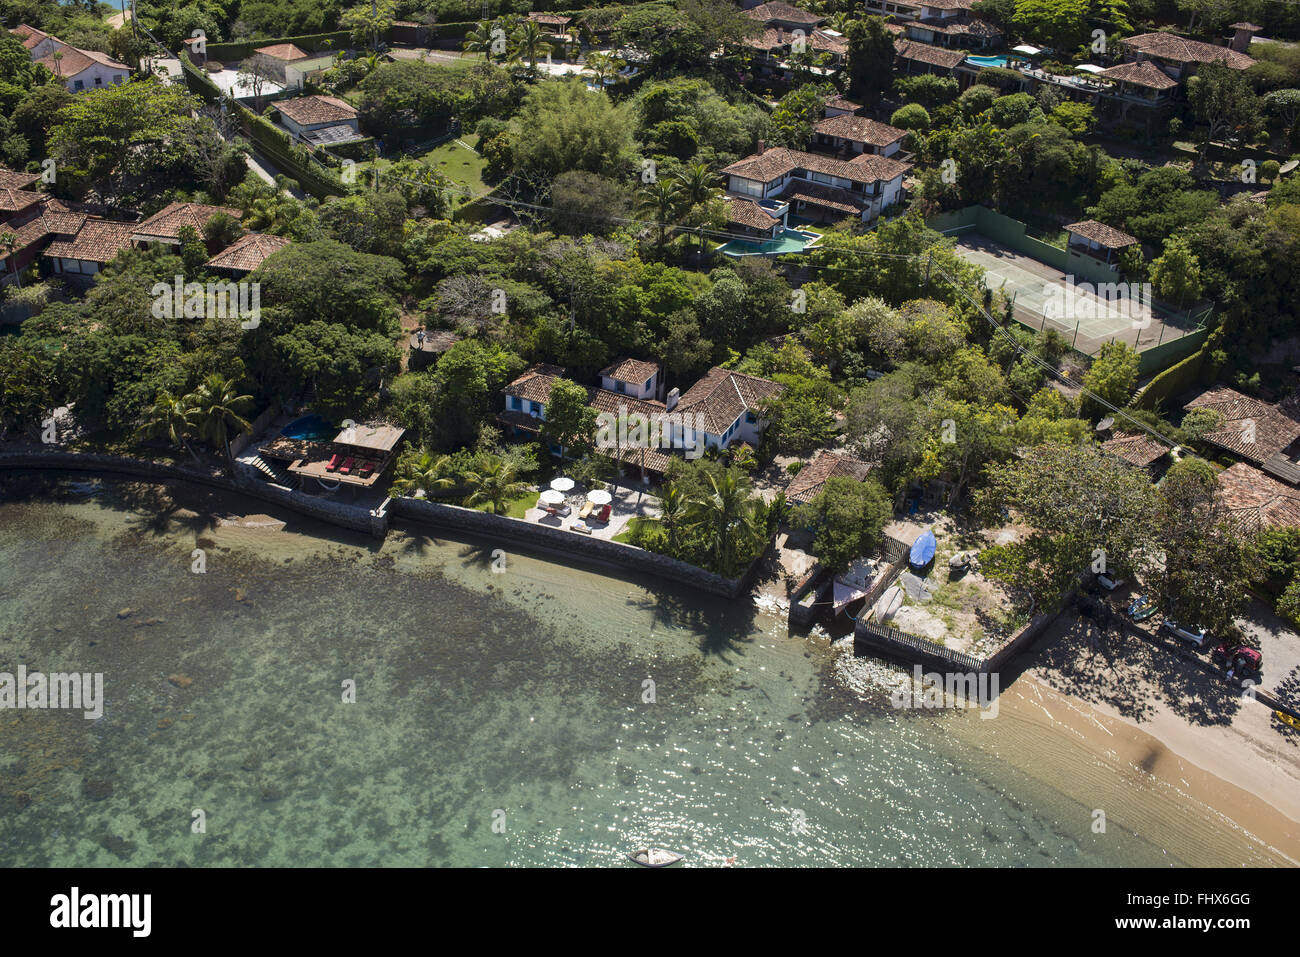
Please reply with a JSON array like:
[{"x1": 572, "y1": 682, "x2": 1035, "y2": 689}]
[
  {"x1": 42, "y1": 217, "x2": 134, "y2": 263},
  {"x1": 527, "y1": 12, "x2": 571, "y2": 27},
  {"x1": 1065, "y1": 219, "x2": 1138, "y2": 248},
  {"x1": 1185, "y1": 386, "x2": 1300, "y2": 464},
  {"x1": 1098, "y1": 60, "x2": 1178, "y2": 90},
  {"x1": 722, "y1": 146, "x2": 909, "y2": 186},
  {"x1": 8, "y1": 208, "x2": 87, "y2": 253},
  {"x1": 503, "y1": 363, "x2": 567, "y2": 403},
  {"x1": 81, "y1": 49, "x2": 128, "y2": 69},
  {"x1": 918, "y1": 0, "x2": 977, "y2": 9},
  {"x1": 587, "y1": 388, "x2": 665, "y2": 418},
  {"x1": 810, "y1": 29, "x2": 848, "y2": 54},
  {"x1": 275, "y1": 95, "x2": 359, "y2": 126},
  {"x1": 883, "y1": 22, "x2": 906, "y2": 35},
  {"x1": 893, "y1": 39, "x2": 966, "y2": 70},
  {"x1": 1122, "y1": 32, "x2": 1255, "y2": 69},
  {"x1": 814, "y1": 113, "x2": 908, "y2": 147},
  {"x1": 0, "y1": 187, "x2": 44, "y2": 212},
  {"x1": 599, "y1": 358, "x2": 659, "y2": 384},
  {"x1": 726, "y1": 197, "x2": 781, "y2": 231},
  {"x1": 255, "y1": 43, "x2": 310, "y2": 61},
  {"x1": 12, "y1": 24, "x2": 52, "y2": 50},
  {"x1": 205, "y1": 232, "x2": 290, "y2": 272},
  {"x1": 598, "y1": 442, "x2": 674, "y2": 473},
  {"x1": 785, "y1": 449, "x2": 874, "y2": 504},
  {"x1": 0, "y1": 166, "x2": 40, "y2": 191},
  {"x1": 1216, "y1": 462, "x2": 1300, "y2": 533},
  {"x1": 744, "y1": 2, "x2": 825, "y2": 27},
  {"x1": 134, "y1": 202, "x2": 242, "y2": 243},
  {"x1": 782, "y1": 180, "x2": 866, "y2": 215},
  {"x1": 35, "y1": 46, "x2": 96, "y2": 77},
  {"x1": 675, "y1": 367, "x2": 784, "y2": 435},
  {"x1": 743, "y1": 27, "x2": 784, "y2": 51},
  {"x1": 825, "y1": 95, "x2": 864, "y2": 114},
  {"x1": 914, "y1": 15, "x2": 1002, "y2": 39},
  {"x1": 1100, "y1": 432, "x2": 1169, "y2": 468}
]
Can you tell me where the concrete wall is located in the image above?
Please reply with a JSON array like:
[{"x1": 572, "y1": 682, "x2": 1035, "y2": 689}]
[
  {"x1": 0, "y1": 451, "x2": 384, "y2": 537},
  {"x1": 391, "y1": 497, "x2": 760, "y2": 599}
]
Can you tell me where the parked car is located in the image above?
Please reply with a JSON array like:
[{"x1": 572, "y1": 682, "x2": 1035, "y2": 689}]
[
  {"x1": 1161, "y1": 619, "x2": 1208, "y2": 648},
  {"x1": 864, "y1": 369, "x2": 885, "y2": 381},
  {"x1": 1127, "y1": 594, "x2": 1157, "y2": 622}
]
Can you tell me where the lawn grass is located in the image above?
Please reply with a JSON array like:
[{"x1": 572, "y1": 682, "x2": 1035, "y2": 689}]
[
  {"x1": 465, "y1": 488, "x2": 536, "y2": 519},
  {"x1": 612, "y1": 516, "x2": 653, "y2": 544},
  {"x1": 421, "y1": 135, "x2": 489, "y2": 199}
]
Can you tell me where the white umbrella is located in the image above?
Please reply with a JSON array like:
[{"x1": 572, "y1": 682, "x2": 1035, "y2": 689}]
[
  {"x1": 550, "y1": 477, "x2": 575, "y2": 492},
  {"x1": 539, "y1": 489, "x2": 566, "y2": 505},
  {"x1": 587, "y1": 489, "x2": 612, "y2": 505}
]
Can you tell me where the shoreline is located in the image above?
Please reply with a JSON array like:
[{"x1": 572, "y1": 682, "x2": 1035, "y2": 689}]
[{"x1": 6, "y1": 472, "x2": 1300, "y2": 866}]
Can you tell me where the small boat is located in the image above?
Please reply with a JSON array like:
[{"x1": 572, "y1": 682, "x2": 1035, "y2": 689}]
[
  {"x1": 873, "y1": 584, "x2": 903, "y2": 622},
  {"x1": 627, "y1": 847, "x2": 683, "y2": 868},
  {"x1": 909, "y1": 530, "x2": 936, "y2": 570}
]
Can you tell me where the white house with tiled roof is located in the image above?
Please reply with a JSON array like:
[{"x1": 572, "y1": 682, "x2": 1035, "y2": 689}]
[
  {"x1": 10, "y1": 25, "x2": 129, "y2": 92},
  {"x1": 44, "y1": 219, "x2": 135, "y2": 281},
  {"x1": 599, "y1": 358, "x2": 663, "y2": 401},
  {"x1": 667, "y1": 366, "x2": 785, "y2": 452},
  {"x1": 721, "y1": 145, "x2": 910, "y2": 225},
  {"x1": 811, "y1": 114, "x2": 908, "y2": 157},
  {"x1": 274, "y1": 95, "x2": 361, "y2": 145},
  {"x1": 132, "y1": 202, "x2": 243, "y2": 250},
  {"x1": 205, "y1": 232, "x2": 291, "y2": 277}
]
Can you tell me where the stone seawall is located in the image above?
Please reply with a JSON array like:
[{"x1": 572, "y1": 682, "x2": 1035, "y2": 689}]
[
  {"x1": 0, "y1": 451, "x2": 384, "y2": 537},
  {"x1": 391, "y1": 497, "x2": 754, "y2": 599}
]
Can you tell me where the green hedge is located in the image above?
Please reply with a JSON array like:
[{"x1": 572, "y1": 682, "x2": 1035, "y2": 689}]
[
  {"x1": 179, "y1": 53, "x2": 346, "y2": 199},
  {"x1": 204, "y1": 31, "x2": 351, "y2": 62},
  {"x1": 1135, "y1": 338, "x2": 1213, "y2": 411}
]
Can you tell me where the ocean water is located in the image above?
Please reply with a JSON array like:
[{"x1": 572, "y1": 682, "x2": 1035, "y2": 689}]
[{"x1": 0, "y1": 475, "x2": 1279, "y2": 866}]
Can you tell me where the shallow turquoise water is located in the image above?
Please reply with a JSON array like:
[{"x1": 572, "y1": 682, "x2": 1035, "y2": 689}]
[{"x1": 0, "y1": 476, "x2": 1218, "y2": 866}]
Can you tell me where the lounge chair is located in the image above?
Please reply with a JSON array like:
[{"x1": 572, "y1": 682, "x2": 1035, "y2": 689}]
[
  {"x1": 325, "y1": 453, "x2": 342, "y2": 472},
  {"x1": 570, "y1": 521, "x2": 593, "y2": 534},
  {"x1": 597, "y1": 503, "x2": 612, "y2": 523},
  {"x1": 579, "y1": 501, "x2": 594, "y2": 519},
  {"x1": 543, "y1": 506, "x2": 558, "y2": 516},
  {"x1": 338, "y1": 457, "x2": 356, "y2": 475},
  {"x1": 358, "y1": 460, "x2": 375, "y2": 479}
]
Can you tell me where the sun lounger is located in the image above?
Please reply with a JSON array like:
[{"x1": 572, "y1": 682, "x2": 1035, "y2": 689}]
[
  {"x1": 579, "y1": 501, "x2": 594, "y2": 519},
  {"x1": 597, "y1": 503, "x2": 612, "y2": 523},
  {"x1": 325, "y1": 453, "x2": 342, "y2": 472},
  {"x1": 570, "y1": 522, "x2": 592, "y2": 534},
  {"x1": 338, "y1": 457, "x2": 356, "y2": 475},
  {"x1": 543, "y1": 506, "x2": 558, "y2": 516},
  {"x1": 358, "y1": 460, "x2": 375, "y2": 478}
]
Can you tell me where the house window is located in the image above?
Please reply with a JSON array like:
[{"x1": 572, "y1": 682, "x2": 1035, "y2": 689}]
[
  {"x1": 745, "y1": 412, "x2": 756, "y2": 424},
  {"x1": 95, "y1": 76, "x2": 102, "y2": 85},
  {"x1": 74, "y1": 80, "x2": 84, "y2": 90}
]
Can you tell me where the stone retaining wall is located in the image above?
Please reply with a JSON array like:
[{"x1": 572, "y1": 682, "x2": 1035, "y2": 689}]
[
  {"x1": 391, "y1": 497, "x2": 756, "y2": 599},
  {"x1": 0, "y1": 451, "x2": 383, "y2": 537}
]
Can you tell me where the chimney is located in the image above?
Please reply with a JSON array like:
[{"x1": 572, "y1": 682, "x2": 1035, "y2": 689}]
[
  {"x1": 777, "y1": 26, "x2": 784, "y2": 44},
  {"x1": 1229, "y1": 23, "x2": 1259, "y2": 54},
  {"x1": 666, "y1": 387, "x2": 680, "y2": 411},
  {"x1": 757, "y1": 139, "x2": 766, "y2": 155}
]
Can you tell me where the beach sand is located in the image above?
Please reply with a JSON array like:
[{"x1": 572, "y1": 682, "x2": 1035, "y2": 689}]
[{"x1": 982, "y1": 616, "x2": 1300, "y2": 865}]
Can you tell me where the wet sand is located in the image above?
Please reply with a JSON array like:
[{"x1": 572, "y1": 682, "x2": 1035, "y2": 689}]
[{"x1": 992, "y1": 617, "x2": 1300, "y2": 866}]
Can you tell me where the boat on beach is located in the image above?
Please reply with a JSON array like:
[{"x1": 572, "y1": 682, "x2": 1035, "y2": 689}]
[{"x1": 627, "y1": 847, "x2": 683, "y2": 867}]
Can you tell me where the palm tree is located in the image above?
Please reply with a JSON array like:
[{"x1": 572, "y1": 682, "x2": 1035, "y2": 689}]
[
  {"x1": 657, "y1": 484, "x2": 688, "y2": 554},
  {"x1": 584, "y1": 51, "x2": 626, "y2": 89},
  {"x1": 186, "y1": 374, "x2": 254, "y2": 472},
  {"x1": 637, "y1": 179, "x2": 684, "y2": 249},
  {"x1": 0, "y1": 231, "x2": 19, "y2": 288},
  {"x1": 687, "y1": 471, "x2": 759, "y2": 577},
  {"x1": 672, "y1": 163, "x2": 720, "y2": 252},
  {"x1": 135, "y1": 391, "x2": 200, "y2": 463},
  {"x1": 463, "y1": 457, "x2": 530, "y2": 515},
  {"x1": 391, "y1": 452, "x2": 456, "y2": 498},
  {"x1": 511, "y1": 20, "x2": 553, "y2": 74},
  {"x1": 462, "y1": 21, "x2": 499, "y2": 60}
]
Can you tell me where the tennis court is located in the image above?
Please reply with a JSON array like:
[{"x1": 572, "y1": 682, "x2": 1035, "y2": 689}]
[{"x1": 951, "y1": 233, "x2": 1197, "y2": 357}]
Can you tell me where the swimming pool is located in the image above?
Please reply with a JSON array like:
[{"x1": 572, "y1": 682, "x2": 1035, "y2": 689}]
[
  {"x1": 718, "y1": 228, "x2": 821, "y2": 257},
  {"x1": 280, "y1": 415, "x2": 335, "y2": 441},
  {"x1": 965, "y1": 54, "x2": 1014, "y2": 68}
]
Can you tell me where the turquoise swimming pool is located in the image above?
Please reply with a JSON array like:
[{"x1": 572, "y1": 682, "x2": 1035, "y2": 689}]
[
  {"x1": 718, "y1": 228, "x2": 821, "y2": 257},
  {"x1": 966, "y1": 54, "x2": 1014, "y2": 68}
]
